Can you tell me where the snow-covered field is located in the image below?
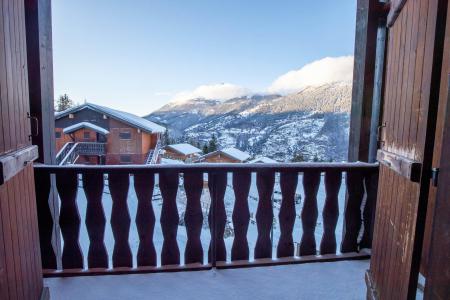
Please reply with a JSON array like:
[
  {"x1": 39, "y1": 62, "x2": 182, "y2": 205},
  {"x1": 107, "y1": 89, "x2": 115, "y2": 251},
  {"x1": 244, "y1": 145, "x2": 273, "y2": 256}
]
[{"x1": 72, "y1": 173, "x2": 348, "y2": 268}]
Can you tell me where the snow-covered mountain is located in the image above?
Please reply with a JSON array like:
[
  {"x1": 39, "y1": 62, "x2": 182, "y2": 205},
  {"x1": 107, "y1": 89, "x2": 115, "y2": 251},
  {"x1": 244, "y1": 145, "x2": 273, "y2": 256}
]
[{"x1": 146, "y1": 81, "x2": 352, "y2": 162}]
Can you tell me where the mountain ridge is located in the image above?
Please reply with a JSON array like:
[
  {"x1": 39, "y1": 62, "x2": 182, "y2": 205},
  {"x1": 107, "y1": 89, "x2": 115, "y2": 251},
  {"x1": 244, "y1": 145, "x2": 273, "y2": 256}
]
[{"x1": 146, "y1": 81, "x2": 352, "y2": 162}]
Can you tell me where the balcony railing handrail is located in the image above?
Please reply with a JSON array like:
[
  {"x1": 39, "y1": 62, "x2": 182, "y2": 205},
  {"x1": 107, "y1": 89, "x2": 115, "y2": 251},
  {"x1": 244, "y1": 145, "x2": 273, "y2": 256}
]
[
  {"x1": 36, "y1": 161, "x2": 378, "y2": 172},
  {"x1": 34, "y1": 162, "x2": 379, "y2": 277}
]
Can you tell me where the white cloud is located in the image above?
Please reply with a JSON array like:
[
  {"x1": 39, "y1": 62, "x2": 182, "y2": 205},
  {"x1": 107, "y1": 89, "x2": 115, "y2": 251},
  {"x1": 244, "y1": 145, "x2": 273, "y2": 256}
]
[
  {"x1": 267, "y1": 56, "x2": 354, "y2": 94},
  {"x1": 170, "y1": 83, "x2": 251, "y2": 104}
]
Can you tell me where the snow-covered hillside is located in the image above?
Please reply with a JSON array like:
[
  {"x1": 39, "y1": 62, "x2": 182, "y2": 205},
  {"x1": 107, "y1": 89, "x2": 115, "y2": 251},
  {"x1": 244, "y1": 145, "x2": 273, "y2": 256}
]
[{"x1": 147, "y1": 81, "x2": 352, "y2": 162}]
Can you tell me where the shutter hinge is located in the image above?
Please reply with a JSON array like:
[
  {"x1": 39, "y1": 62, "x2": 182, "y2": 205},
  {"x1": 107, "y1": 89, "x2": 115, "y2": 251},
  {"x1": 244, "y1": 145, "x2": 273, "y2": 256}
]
[{"x1": 431, "y1": 168, "x2": 440, "y2": 187}]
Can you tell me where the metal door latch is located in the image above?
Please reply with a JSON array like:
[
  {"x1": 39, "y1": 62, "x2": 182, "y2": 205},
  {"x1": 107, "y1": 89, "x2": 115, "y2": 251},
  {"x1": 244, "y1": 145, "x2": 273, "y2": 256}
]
[{"x1": 431, "y1": 168, "x2": 440, "y2": 187}]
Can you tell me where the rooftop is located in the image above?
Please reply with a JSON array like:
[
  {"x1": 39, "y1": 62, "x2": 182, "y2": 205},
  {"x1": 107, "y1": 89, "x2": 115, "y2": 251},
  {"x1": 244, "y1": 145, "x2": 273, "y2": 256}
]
[
  {"x1": 63, "y1": 121, "x2": 110, "y2": 135},
  {"x1": 199, "y1": 147, "x2": 251, "y2": 162},
  {"x1": 56, "y1": 103, "x2": 166, "y2": 134},
  {"x1": 166, "y1": 143, "x2": 202, "y2": 155},
  {"x1": 44, "y1": 260, "x2": 369, "y2": 300},
  {"x1": 249, "y1": 156, "x2": 278, "y2": 164}
]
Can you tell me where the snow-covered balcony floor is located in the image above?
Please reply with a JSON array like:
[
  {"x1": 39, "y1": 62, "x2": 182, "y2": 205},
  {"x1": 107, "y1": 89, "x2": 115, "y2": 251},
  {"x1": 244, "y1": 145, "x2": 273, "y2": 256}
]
[{"x1": 44, "y1": 260, "x2": 369, "y2": 300}]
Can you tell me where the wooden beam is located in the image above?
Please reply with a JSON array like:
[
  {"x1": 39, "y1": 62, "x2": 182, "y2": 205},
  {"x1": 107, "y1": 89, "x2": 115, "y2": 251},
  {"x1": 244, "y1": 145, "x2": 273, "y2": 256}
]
[
  {"x1": 0, "y1": 146, "x2": 38, "y2": 185},
  {"x1": 25, "y1": 0, "x2": 56, "y2": 165},
  {"x1": 424, "y1": 77, "x2": 450, "y2": 299},
  {"x1": 376, "y1": 149, "x2": 422, "y2": 182},
  {"x1": 24, "y1": 0, "x2": 62, "y2": 269},
  {"x1": 348, "y1": 0, "x2": 383, "y2": 162}
]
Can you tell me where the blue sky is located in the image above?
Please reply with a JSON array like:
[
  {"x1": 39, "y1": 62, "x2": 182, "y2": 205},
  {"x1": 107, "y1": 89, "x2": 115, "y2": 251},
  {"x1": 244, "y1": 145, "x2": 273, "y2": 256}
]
[{"x1": 52, "y1": 0, "x2": 357, "y2": 115}]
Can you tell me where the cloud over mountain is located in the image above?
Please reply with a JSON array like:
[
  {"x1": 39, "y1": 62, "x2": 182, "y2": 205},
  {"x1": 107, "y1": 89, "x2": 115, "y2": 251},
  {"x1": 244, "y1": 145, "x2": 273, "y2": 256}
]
[
  {"x1": 170, "y1": 83, "x2": 251, "y2": 104},
  {"x1": 267, "y1": 56, "x2": 354, "y2": 94}
]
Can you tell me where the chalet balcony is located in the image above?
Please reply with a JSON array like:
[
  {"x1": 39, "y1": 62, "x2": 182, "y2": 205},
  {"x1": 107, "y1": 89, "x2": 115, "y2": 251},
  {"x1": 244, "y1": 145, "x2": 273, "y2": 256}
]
[{"x1": 34, "y1": 162, "x2": 378, "y2": 299}]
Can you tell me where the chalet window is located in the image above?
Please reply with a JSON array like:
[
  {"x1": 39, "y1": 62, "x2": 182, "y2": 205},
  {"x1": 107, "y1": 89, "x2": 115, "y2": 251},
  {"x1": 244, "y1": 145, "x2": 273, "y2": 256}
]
[
  {"x1": 55, "y1": 131, "x2": 61, "y2": 139},
  {"x1": 119, "y1": 130, "x2": 132, "y2": 140},
  {"x1": 69, "y1": 113, "x2": 74, "y2": 119},
  {"x1": 120, "y1": 155, "x2": 132, "y2": 163},
  {"x1": 83, "y1": 131, "x2": 90, "y2": 139}
]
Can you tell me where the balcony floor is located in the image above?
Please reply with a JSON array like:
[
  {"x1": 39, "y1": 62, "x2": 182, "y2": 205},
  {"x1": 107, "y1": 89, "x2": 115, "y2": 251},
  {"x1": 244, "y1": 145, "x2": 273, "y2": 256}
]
[{"x1": 44, "y1": 259, "x2": 369, "y2": 300}]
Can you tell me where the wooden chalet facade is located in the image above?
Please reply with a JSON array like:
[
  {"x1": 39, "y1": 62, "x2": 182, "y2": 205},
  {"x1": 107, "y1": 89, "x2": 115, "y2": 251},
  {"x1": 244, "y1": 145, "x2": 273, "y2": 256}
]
[
  {"x1": 0, "y1": 1, "x2": 449, "y2": 300},
  {"x1": 163, "y1": 143, "x2": 202, "y2": 162},
  {"x1": 196, "y1": 147, "x2": 250, "y2": 163},
  {"x1": 54, "y1": 103, "x2": 165, "y2": 164}
]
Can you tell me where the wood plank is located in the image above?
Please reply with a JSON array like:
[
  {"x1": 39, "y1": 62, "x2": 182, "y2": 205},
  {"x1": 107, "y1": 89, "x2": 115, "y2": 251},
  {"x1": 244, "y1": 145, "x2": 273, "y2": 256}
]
[
  {"x1": 183, "y1": 171, "x2": 203, "y2": 264},
  {"x1": 208, "y1": 171, "x2": 227, "y2": 263},
  {"x1": 0, "y1": 145, "x2": 38, "y2": 185},
  {"x1": 277, "y1": 171, "x2": 298, "y2": 258},
  {"x1": 320, "y1": 171, "x2": 341, "y2": 254},
  {"x1": 255, "y1": 170, "x2": 275, "y2": 259},
  {"x1": 83, "y1": 172, "x2": 108, "y2": 269},
  {"x1": 299, "y1": 171, "x2": 320, "y2": 256},
  {"x1": 424, "y1": 75, "x2": 450, "y2": 300},
  {"x1": 376, "y1": 149, "x2": 422, "y2": 182},
  {"x1": 42, "y1": 252, "x2": 370, "y2": 278},
  {"x1": 108, "y1": 172, "x2": 132, "y2": 268},
  {"x1": 56, "y1": 171, "x2": 83, "y2": 269},
  {"x1": 134, "y1": 172, "x2": 156, "y2": 267},
  {"x1": 341, "y1": 170, "x2": 364, "y2": 253},
  {"x1": 159, "y1": 170, "x2": 180, "y2": 266},
  {"x1": 231, "y1": 171, "x2": 251, "y2": 261}
]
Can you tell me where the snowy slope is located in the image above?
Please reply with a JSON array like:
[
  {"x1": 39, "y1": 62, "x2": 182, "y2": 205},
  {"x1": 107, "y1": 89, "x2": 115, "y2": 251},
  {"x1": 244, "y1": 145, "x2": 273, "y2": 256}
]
[{"x1": 147, "y1": 81, "x2": 352, "y2": 162}]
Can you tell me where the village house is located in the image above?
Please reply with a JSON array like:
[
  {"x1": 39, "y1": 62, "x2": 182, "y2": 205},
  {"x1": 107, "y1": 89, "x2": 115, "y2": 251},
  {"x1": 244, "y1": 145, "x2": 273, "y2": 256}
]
[
  {"x1": 55, "y1": 103, "x2": 165, "y2": 165},
  {"x1": 163, "y1": 143, "x2": 202, "y2": 162},
  {"x1": 196, "y1": 147, "x2": 250, "y2": 163},
  {"x1": 249, "y1": 156, "x2": 278, "y2": 163}
]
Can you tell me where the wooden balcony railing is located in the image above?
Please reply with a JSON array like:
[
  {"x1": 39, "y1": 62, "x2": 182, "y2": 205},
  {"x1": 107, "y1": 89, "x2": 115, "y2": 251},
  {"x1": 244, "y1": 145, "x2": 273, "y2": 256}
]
[{"x1": 34, "y1": 162, "x2": 378, "y2": 277}]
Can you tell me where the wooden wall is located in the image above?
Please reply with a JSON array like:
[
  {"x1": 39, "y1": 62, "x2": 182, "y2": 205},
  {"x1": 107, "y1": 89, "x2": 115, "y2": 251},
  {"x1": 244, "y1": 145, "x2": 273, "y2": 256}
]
[
  {"x1": 0, "y1": 0, "x2": 44, "y2": 298},
  {"x1": 0, "y1": 165, "x2": 42, "y2": 300},
  {"x1": 421, "y1": 0, "x2": 450, "y2": 276},
  {"x1": 369, "y1": 0, "x2": 447, "y2": 298},
  {"x1": 0, "y1": 0, "x2": 31, "y2": 154}
]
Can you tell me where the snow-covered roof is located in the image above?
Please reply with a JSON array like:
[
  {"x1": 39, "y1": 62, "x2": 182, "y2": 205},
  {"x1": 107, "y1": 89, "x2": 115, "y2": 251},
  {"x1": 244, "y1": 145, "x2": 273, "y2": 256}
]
[
  {"x1": 249, "y1": 156, "x2": 278, "y2": 164},
  {"x1": 56, "y1": 103, "x2": 166, "y2": 134},
  {"x1": 160, "y1": 158, "x2": 185, "y2": 165},
  {"x1": 166, "y1": 143, "x2": 202, "y2": 155},
  {"x1": 63, "y1": 122, "x2": 110, "y2": 135},
  {"x1": 221, "y1": 148, "x2": 250, "y2": 161},
  {"x1": 198, "y1": 147, "x2": 250, "y2": 162}
]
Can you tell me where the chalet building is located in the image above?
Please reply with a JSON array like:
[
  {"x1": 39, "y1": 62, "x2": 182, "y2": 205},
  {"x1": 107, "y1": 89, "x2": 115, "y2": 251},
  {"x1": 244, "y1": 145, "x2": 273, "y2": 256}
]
[
  {"x1": 249, "y1": 156, "x2": 278, "y2": 163},
  {"x1": 55, "y1": 103, "x2": 165, "y2": 165},
  {"x1": 163, "y1": 143, "x2": 202, "y2": 162},
  {"x1": 196, "y1": 147, "x2": 250, "y2": 163}
]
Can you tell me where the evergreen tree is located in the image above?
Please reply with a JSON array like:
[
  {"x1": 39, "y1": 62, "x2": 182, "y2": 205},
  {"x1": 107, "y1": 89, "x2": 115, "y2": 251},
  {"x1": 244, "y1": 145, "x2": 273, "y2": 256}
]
[
  {"x1": 55, "y1": 94, "x2": 74, "y2": 112},
  {"x1": 163, "y1": 130, "x2": 170, "y2": 146},
  {"x1": 291, "y1": 153, "x2": 305, "y2": 162},
  {"x1": 208, "y1": 134, "x2": 217, "y2": 152},
  {"x1": 313, "y1": 155, "x2": 319, "y2": 162},
  {"x1": 202, "y1": 144, "x2": 209, "y2": 154}
]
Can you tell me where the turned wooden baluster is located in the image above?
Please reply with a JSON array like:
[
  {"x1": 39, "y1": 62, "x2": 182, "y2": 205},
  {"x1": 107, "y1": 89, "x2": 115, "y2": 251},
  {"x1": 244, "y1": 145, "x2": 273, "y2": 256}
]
[
  {"x1": 108, "y1": 173, "x2": 132, "y2": 268},
  {"x1": 277, "y1": 172, "x2": 298, "y2": 258},
  {"x1": 183, "y1": 171, "x2": 204, "y2": 264},
  {"x1": 208, "y1": 171, "x2": 227, "y2": 263},
  {"x1": 231, "y1": 171, "x2": 251, "y2": 261},
  {"x1": 341, "y1": 170, "x2": 365, "y2": 252},
  {"x1": 360, "y1": 171, "x2": 378, "y2": 249},
  {"x1": 255, "y1": 171, "x2": 275, "y2": 259},
  {"x1": 134, "y1": 173, "x2": 157, "y2": 267},
  {"x1": 299, "y1": 171, "x2": 320, "y2": 256},
  {"x1": 319, "y1": 171, "x2": 342, "y2": 255},
  {"x1": 34, "y1": 169, "x2": 56, "y2": 269},
  {"x1": 56, "y1": 171, "x2": 83, "y2": 269},
  {"x1": 83, "y1": 172, "x2": 108, "y2": 268},
  {"x1": 159, "y1": 170, "x2": 180, "y2": 266}
]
